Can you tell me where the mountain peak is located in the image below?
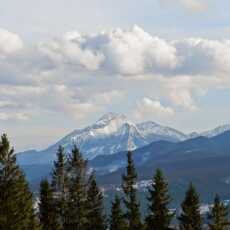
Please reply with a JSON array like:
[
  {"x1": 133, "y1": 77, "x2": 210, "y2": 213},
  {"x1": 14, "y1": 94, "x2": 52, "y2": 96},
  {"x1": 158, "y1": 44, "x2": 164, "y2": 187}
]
[
  {"x1": 95, "y1": 113, "x2": 127, "y2": 125},
  {"x1": 201, "y1": 124, "x2": 230, "y2": 138}
]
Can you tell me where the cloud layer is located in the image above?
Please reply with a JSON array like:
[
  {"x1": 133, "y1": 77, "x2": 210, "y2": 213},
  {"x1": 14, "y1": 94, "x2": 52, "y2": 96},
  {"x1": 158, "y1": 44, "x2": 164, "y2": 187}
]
[
  {"x1": 134, "y1": 97, "x2": 174, "y2": 120},
  {"x1": 0, "y1": 26, "x2": 230, "y2": 127}
]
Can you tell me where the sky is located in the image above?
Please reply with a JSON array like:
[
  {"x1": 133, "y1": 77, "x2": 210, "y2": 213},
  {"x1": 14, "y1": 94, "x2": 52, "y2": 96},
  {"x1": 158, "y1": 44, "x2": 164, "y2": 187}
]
[{"x1": 1, "y1": 0, "x2": 230, "y2": 151}]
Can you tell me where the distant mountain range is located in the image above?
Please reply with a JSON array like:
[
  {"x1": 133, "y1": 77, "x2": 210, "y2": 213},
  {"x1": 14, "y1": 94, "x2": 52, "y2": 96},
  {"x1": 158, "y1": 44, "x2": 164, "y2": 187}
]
[
  {"x1": 16, "y1": 113, "x2": 230, "y2": 203},
  {"x1": 93, "y1": 131, "x2": 230, "y2": 204},
  {"x1": 17, "y1": 113, "x2": 230, "y2": 165}
]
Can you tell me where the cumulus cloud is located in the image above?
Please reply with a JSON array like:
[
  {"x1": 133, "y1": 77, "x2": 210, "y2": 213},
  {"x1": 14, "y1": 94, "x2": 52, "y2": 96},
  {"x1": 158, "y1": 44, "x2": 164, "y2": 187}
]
[
  {"x1": 159, "y1": 76, "x2": 199, "y2": 110},
  {"x1": 0, "y1": 29, "x2": 23, "y2": 55},
  {"x1": 134, "y1": 97, "x2": 174, "y2": 120},
  {"x1": 34, "y1": 26, "x2": 230, "y2": 80},
  {"x1": 173, "y1": 39, "x2": 230, "y2": 76},
  {"x1": 39, "y1": 38, "x2": 104, "y2": 71},
  {"x1": 96, "y1": 26, "x2": 178, "y2": 75},
  {"x1": 35, "y1": 26, "x2": 179, "y2": 76},
  {"x1": 1, "y1": 25, "x2": 230, "y2": 124}
]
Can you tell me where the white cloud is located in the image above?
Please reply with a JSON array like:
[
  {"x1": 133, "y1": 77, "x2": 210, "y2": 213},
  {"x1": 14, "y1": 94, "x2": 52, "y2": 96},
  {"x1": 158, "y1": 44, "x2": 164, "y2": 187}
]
[
  {"x1": 34, "y1": 26, "x2": 230, "y2": 81},
  {"x1": 0, "y1": 112, "x2": 29, "y2": 121},
  {"x1": 180, "y1": 0, "x2": 207, "y2": 12},
  {"x1": 98, "y1": 26, "x2": 178, "y2": 75},
  {"x1": 134, "y1": 97, "x2": 174, "y2": 120},
  {"x1": 35, "y1": 26, "x2": 179, "y2": 76},
  {"x1": 1, "y1": 26, "x2": 230, "y2": 123},
  {"x1": 159, "y1": 76, "x2": 199, "y2": 110},
  {"x1": 159, "y1": 0, "x2": 207, "y2": 13},
  {"x1": 173, "y1": 38, "x2": 230, "y2": 76},
  {"x1": 39, "y1": 38, "x2": 104, "y2": 71},
  {"x1": 0, "y1": 29, "x2": 23, "y2": 55}
]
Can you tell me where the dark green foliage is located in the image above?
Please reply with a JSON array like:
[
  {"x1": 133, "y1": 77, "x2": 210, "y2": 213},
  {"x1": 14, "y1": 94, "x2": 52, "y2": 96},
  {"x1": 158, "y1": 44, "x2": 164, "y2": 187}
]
[
  {"x1": 86, "y1": 173, "x2": 107, "y2": 230},
  {"x1": 208, "y1": 194, "x2": 230, "y2": 230},
  {"x1": 39, "y1": 179, "x2": 60, "y2": 230},
  {"x1": 122, "y1": 151, "x2": 143, "y2": 230},
  {"x1": 64, "y1": 145, "x2": 88, "y2": 230},
  {"x1": 0, "y1": 134, "x2": 38, "y2": 230},
  {"x1": 145, "y1": 169, "x2": 173, "y2": 230},
  {"x1": 51, "y1": 145, "x2": 68, "y2": 195},
  {"x1": 178, "y1": 183, "x2": 202, "y2": 230},
  {"x1": 110, "y1": 194, "x2": 128, "y2": 230},
  {"x1": 67, "y1": 145, "x2": 88, "y2": 179},
  {"x1": 51, "y1": 145, "x2": 68, "y2": 227}
]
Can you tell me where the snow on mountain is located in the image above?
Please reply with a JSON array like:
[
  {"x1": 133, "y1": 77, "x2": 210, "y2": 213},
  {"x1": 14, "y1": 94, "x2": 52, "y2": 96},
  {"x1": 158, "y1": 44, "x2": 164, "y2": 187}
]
[
  {"x1": 184, "y1": 125, "x2": 230, "y2": 140},
  {"x1": 17, "y1": 113, "x2": 186, "y2": 164},
  {"x1": 50, "y1": 113, "x2": 188, "y2": 160},
  {"x1": 201, "y1": 124, "x2": 230, "y2": 138},
  {"x1": 186, "y1": 132, "x2": 200, "y2": 139},
  {"x1": 17, "y1": 112, "x2": 230, "y2": 164},
  {"x1": 137, "y1": 121, "x2": 187, "y2": 142},
  {"x1": 50, "y1": 113, "x2": 164, "y2": 159}
]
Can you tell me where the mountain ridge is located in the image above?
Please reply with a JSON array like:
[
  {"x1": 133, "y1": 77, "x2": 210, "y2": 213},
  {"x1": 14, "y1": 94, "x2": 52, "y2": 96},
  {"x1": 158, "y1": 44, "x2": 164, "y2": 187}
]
[{"x1": 17, "y1": 113, "x2": 230, "y2": 165}]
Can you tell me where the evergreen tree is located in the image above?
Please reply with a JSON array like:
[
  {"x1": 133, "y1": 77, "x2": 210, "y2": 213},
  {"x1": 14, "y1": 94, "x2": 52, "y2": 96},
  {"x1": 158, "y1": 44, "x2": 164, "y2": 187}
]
[
  {"x1": 0, "y1": 134, "x2": 38, "y2": 230},
  {"x1": 67, "y1": 145, "x2": 88, "y2": 185},
  {"x1": 51, "y1": 145, "x2": 68, "y2": 195},
  {"x1": 51, "y1": 145, "x2": 68, "y2": 227},
  {"x1": 110, "y1": 194, "x2": 128, "y2": 230},
  {"x1": 85, "y1": 173, "x2": 107, "y2": 230},
  {"x1": 64, "y1": 145, "x2": 88, "y2": 230},
  {"x1": 39, "y1": 179, "x2": 60, "y2": 230},
  {"x1": 208, "y1": 194, "x2": 230, "y2": 230},
  {"x1": 145, "y1": 169, "x2": 173, "y2": 230},
  {"x1": 178, "y1": 183, "x2": 202, "y2": 230},
  {"x1": 122, "y1": 151, "x2": 142, "y2": 230}
]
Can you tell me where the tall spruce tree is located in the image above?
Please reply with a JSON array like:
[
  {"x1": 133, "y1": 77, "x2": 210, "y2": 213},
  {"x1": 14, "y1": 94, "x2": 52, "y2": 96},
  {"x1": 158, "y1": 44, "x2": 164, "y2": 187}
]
[
  {"x1": 0, "y1": 134, "x2": 38, "y2": 230},
  {"x1": 85, "y1": 173, "x2": 107, "y2": 230},
  {"x1": 178, "y1": 183, "x2": 202, "y2": 230},
  {"x1": 110, "y1": 194, "x2": 128, "y2": 230},
  {"x1": 39, "y1": 179, "x2": 60, "y2": 230},
  {"x1": 64, "y1": 145, "x2": 88, "y2": 230},
  {"x1": 67, "y1": 145, "x2": 87, "y2": 185},
  {"x1": 51, "y1": 145, "x2": 68, "y2": 194},
  {"x1": 51, "y1": 145, "x2": 68, "y2": 227},
  {"x1": 145, "y1": 169, "x2": 173, "y2": 230},
  {"x1": 208, "y1": 194, "x2": 230, "y2": 230},
  {"x1": 122, "y1": 151, "x2": 142, "y2": 230}
]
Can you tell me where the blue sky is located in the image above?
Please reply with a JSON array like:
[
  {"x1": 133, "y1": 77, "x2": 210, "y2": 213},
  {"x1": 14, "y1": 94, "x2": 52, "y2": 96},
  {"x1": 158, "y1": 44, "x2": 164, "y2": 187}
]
[
  {"x1": 1, "y1": 0, "x2": 229, "y2": 40},
  {"x1": 0, "y1": 0, "x2": 230, "y2": 150}
]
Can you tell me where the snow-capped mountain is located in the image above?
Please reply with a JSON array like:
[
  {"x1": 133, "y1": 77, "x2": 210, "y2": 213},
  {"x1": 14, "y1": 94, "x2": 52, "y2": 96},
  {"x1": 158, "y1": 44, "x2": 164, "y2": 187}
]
[
  {"x1": 200, "y1": 124, "x2": 230, "y2": 138},
  {"x1": 49, "y1": 113, "x2": 149, "y2": 159},
  {"x1": 46, "y1": 113, "x2": 189, "y2": 159},
  {"x1": 137, "y1": 121, "x2": 187, "y2": 142},
  {"x1": 17, "y1": 113, "x2": 230, "y2": 165},
  {"x1": 17, "y1": 113, "x2": 187, "y2": 164}
]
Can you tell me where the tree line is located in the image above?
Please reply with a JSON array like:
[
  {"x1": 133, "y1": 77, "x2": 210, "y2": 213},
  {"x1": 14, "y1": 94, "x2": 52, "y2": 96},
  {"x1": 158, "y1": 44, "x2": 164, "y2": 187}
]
[{"x1": 0, "y1": 134, "x2": 230, "y2": 230}]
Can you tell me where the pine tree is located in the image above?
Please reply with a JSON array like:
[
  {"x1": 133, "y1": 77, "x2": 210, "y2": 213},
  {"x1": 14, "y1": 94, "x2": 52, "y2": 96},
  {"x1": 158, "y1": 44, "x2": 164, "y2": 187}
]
[
  {"x1": 208, "y1": 194, "x2": 230, "y2": 230},
  {"x1": 51, "y1": 145, "x2": 68, "y2": 227},
  {"x1": 51, "y1": 145, "x2": 68, "y2": 195},
  {"x1": 110, "y1": 194, "x2": 128, "y2": 230},
  {"x1": 64, "y1": 145, "x2": 88, "y2": 230},
  {"x1": 178, "y1": 183, "x2": 202, "y2": 230},
  {"x1": 67, "y1": 145, "x2": 88, "y2": 185},
  {"x1": 39, "y1": 179, "x2": 60, "y2": 230},
  {"x1": 85, "y1": 173, "x2": 107, "y2": 230},
  {"x1": 145, "y1": 169, "x2": 173, "y2": 230},
  {"x1": 0, "y1": 134, "x2": 38, "y2": 230},
  {"x1": 122, "y1": 151, "x2": 143, "y2": 230}
]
